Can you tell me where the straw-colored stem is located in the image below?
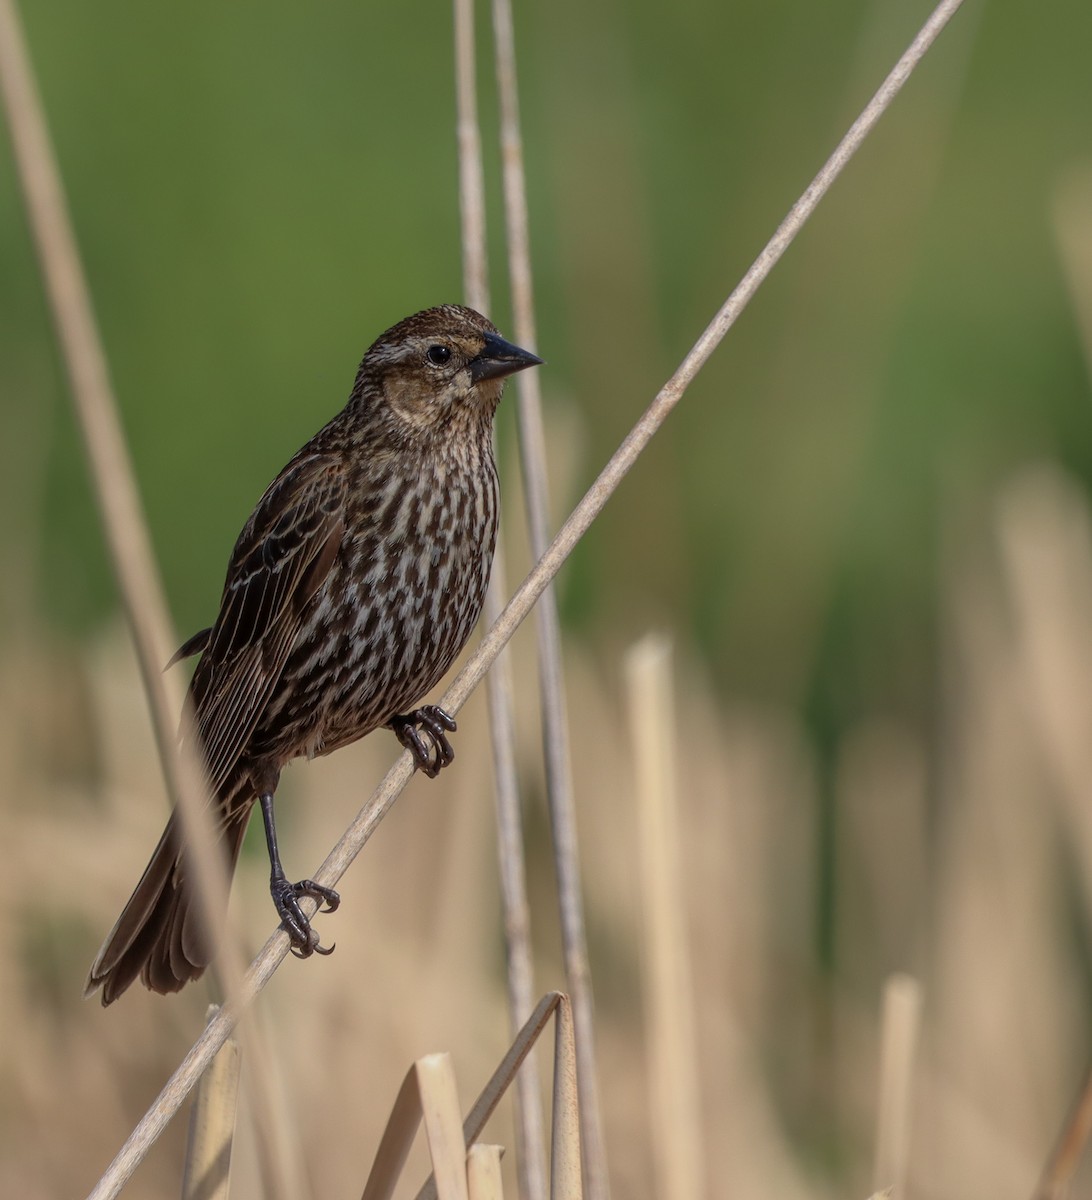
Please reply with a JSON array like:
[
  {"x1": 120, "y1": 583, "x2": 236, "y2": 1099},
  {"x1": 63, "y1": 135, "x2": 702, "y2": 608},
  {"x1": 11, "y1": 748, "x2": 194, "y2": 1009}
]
[
  {"x1": 489, "y1": 1, "x2": 607, "y2": 1191},
  {"x1": 872, "y1": 974, "x2": 922, "y2": 1200},
  {"x1": 626, "y1": 636, "x2": 706, "y2": 1200},
  {"x1": 85, "y1": 2, "x2": 967, "y2": 1192},
  {"x1": 417, "y1": 992, "x2": 571, "y2": 1200},
  {"x1": 466, "y1": 1145, "x2": 505, "y2": 1200}
]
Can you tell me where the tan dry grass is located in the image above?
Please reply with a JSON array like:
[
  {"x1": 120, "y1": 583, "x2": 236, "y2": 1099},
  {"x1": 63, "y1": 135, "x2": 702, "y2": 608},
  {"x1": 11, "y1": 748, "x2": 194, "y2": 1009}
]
[{"x1": 3, "y1": 465, "x2": 1092, "y2": 1199}]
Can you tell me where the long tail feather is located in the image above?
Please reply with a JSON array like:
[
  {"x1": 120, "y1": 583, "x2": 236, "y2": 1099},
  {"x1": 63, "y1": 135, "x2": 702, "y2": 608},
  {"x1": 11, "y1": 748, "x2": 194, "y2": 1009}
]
[{"x1": 85, "y1": 789, "x2": 252, "y2": 1006}]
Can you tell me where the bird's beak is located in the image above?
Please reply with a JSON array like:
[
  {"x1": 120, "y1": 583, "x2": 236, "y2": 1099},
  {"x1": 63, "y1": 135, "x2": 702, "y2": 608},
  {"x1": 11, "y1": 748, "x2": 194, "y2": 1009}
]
[{"x1": 469, "y1": 332, "x2": 544, "y2": 384}]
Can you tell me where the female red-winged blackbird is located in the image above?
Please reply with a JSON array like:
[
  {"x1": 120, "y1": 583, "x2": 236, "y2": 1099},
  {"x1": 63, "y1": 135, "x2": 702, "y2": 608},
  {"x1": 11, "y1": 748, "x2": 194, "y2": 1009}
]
[{"x1": 85, "y1": 305, "x2": 542, "y2": 1005}]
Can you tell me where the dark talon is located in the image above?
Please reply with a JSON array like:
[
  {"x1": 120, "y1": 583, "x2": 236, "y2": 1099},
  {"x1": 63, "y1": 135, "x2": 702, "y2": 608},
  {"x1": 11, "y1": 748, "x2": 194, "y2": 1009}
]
[
  {"x1": 271, "y1": 876, "x2": 340, "y2": 957},
  {"x1": 391, "y1": 705, "x2": 457, "y2": 777},
  {"x1": 290, "y1": 929, "x2": 336, "y2": 960}
]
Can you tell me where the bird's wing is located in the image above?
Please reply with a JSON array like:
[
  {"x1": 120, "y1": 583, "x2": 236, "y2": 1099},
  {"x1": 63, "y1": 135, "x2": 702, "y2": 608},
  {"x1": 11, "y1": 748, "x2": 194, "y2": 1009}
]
[{"x1": 189, "y1": 452, "x2": 346, "y2": 794}]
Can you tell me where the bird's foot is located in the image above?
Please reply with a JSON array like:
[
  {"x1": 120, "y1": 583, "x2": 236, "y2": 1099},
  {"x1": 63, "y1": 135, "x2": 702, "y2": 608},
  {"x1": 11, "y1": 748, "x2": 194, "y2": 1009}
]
[
  {"x1": 391, "y1": 705, "x2": 457, "y2": 778},
  {"x1": 270, "y1": 875, "x2": 340, "y2": 959}
]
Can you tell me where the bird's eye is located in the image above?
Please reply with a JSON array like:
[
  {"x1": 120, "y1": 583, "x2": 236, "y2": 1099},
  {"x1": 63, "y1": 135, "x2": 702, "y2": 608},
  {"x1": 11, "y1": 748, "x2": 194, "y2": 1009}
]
[{"x1": 426, "y1": 344, "x2": 452, "y2": 366}]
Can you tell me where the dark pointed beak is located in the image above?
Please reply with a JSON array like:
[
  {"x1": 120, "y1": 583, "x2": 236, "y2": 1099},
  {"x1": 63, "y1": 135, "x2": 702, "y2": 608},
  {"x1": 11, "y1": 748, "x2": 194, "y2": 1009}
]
[{"x1": 469, "y1": 332, "x2": 544, "y2": 384}]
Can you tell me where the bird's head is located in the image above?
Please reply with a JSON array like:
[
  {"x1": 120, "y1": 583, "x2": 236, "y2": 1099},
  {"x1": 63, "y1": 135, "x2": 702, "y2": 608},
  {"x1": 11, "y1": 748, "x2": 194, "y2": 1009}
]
[{"x1": 355, "y1": 304, "x2": 542, "y2": 437}]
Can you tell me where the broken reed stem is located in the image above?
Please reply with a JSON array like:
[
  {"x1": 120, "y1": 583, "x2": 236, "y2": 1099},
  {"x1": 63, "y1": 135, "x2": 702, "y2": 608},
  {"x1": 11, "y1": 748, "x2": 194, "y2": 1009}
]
[
  {"x1": 413, "y1": 992, "x2": 581, "y2": 1200},
  {"x1": 489, "y1": 0, "x2": 608, "y2": 1194},
  {"x1": 85, "y1": 0, "x2": 968, "y2": 1192},
  {"x1": 873, "y1": 974, "x2": 922, "y2": 1200},
  {"x1": 452, "y1": 0, "x2": 550, "y2": 1196}
]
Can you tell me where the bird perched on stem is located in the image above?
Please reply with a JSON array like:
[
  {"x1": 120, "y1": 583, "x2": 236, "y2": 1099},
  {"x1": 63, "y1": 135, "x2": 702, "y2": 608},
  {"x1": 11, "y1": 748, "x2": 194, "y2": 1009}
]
[{"x1": 85, "y1": 304, "x2": 542, "y2": 1005}]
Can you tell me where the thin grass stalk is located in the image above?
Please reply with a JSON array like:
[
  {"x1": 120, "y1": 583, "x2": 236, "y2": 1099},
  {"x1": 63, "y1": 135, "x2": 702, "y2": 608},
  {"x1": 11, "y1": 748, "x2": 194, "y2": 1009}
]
[
  {"x1": 85, "y1": 4, "x2": 966, "y2": 1191},
  {"x1": 625, "y1": 636, "x2": 706, "y2": 1200},
  {"x1": 872, "y1": 974, "x2": 922, "y2": 1200},
  {"x1": 453, "y1": 0, "x2": 549, "y2": 1195},
  {"x1": 489, "y1": 1, "x2": 606, "y2": 1193},
  {"x1": 0, "y1": 6, "x2": 306, "y2": 1198}
]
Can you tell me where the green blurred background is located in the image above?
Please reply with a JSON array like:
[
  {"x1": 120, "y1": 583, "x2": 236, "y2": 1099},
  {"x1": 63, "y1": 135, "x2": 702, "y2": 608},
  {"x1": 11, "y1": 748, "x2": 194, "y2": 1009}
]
[
  {"x1": 4, "y1": 0, "x2": 1092, "y2": 1194},
  {"x1": 5, "y1": 0, "x2": 1090, "y2": 722}
]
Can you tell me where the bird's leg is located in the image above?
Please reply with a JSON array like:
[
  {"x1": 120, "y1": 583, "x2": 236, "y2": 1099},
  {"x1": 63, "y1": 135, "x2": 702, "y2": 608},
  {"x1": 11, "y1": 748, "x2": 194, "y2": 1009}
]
[
  {"x1": 390, "y1": 705, "x2": 458, "y2": 778},
  {"x1": 258, "y1": 791, "x2": 340, "y2": 959}
]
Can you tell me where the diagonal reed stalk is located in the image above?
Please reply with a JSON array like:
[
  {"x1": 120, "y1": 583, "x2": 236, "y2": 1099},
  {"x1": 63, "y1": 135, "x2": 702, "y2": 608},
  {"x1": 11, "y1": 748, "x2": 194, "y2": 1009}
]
[
  {"x1": 0, "y1": 0, "x2": 967, "y2": 1191},
  {"x1": 452, "y1": 0, "x2": 549, "y2": 1196}
]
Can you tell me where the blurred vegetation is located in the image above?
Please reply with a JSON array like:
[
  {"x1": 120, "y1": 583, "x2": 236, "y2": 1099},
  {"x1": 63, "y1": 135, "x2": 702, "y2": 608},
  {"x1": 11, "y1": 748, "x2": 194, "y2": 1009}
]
[
  {"x1": 2, "y1": 0, "x2": 1089, "y2": 722},
  {"x1": 3, "y1": 0, "x2": 1092, "y2": 1195}
]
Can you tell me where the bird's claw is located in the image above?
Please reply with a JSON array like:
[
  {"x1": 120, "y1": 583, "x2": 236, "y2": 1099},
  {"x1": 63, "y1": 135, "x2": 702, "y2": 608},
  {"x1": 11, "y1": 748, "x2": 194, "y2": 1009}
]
[
  {"x1": 391, "y1": 705, "x2": 457, "y2": 778},
  {"x1": 271, "y1": 876, "x2": 340, "y2": 958}
]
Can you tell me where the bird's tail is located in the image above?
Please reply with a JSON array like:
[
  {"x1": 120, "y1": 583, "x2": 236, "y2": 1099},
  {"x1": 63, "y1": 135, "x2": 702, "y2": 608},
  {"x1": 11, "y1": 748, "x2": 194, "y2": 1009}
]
[{"x1": 84, "y1": 788, "x2": 252, "y2": 1006}]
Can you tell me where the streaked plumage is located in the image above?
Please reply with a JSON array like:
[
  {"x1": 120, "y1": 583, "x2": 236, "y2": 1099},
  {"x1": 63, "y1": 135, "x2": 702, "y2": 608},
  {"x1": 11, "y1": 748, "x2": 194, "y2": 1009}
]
[{"x1": 85, "y1": 305, "x2": 542, "y2": 1004}]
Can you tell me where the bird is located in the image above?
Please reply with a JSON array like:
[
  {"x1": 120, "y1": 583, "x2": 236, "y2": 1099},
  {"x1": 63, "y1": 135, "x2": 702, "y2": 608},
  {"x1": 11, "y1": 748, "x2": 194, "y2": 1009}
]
[{"x1": 85, "y1": 304, "x2": 542, "y2": 1005}]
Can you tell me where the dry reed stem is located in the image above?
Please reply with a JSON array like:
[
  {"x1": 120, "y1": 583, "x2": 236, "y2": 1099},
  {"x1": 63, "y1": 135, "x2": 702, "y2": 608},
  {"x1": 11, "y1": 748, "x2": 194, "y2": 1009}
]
[
  {"x1": 0, "y1": 4, "x2": 306, "y2": 1197},
  {"x1": 452, "y1": 0, "x2": 549, "y2": 1194},
  {"x1": 365, "y1": 993, "x2": 575, "y2": 1200},
  {"x1": 872, "y1": 973, "x2": 922, "y2": 1200},
  {"x1": 181, "y1": 1007, "x2": 241, "y2": 1200},
  {"x1": 416, "y1": 992, "x2": 579, "y2": 1200},
  {"x1": 418, "y1": 1055, "x2": 473, "y2": 1200},
  {"x1": 625, "y1": 636, "x2": 706, "y2": 1200},
  {"x1": 361, "y1": 1053, "x2": 471, "y2": 1200},
  {"x1": 85, "y1": 0, "x2": 966, "y2": 1192},
  {"x1": 467, "y1": 1145, "x2": 506, "y2": 1200},
  {"x1": 489, "y1": 0, "x2": 606, "y2": 1193}
]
